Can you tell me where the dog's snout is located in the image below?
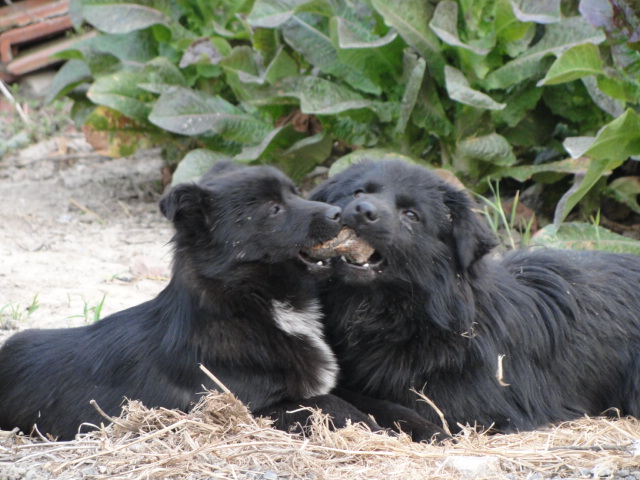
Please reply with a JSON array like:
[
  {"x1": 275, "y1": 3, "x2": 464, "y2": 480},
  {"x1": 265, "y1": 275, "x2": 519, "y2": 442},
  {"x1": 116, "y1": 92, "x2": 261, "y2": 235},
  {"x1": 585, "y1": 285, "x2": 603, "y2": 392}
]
[
  {"x1": 325, "y1": 205, "x2": 342, "y2": 222},
  {"x1": 354, "y1": 201, "x2": 379, "y2": 223}
]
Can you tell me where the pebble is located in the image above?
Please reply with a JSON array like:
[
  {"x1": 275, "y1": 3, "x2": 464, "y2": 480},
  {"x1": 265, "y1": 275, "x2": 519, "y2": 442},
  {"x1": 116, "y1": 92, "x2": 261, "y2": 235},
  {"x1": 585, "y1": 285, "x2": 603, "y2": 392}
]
[{"x1": 441, "y1": 455, "x2": 501, "y2": 478}]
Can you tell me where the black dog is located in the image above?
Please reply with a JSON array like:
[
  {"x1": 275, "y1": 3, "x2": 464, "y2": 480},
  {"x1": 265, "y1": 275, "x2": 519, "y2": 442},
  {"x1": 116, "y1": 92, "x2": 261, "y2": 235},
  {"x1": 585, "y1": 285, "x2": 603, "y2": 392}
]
[
  {"x1": 310, "y1": 159, "x2": 640, "y2": 439},
  {"x1": 0, "y1": 162, "x2": 378, "y2": 440}
]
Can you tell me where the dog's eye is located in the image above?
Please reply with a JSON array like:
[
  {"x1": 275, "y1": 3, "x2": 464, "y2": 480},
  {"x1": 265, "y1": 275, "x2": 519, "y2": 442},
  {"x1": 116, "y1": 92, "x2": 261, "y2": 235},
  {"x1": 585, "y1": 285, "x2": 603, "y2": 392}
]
[
  {"x1": 403, "y1": 210, "x2": 420, "y2": 222},
  {"x1": 354, "y1": 189, "x2": 365, "y2": 198},
  {"x1": 270, "y1": 205, "x2": 282, "y2": 215}
]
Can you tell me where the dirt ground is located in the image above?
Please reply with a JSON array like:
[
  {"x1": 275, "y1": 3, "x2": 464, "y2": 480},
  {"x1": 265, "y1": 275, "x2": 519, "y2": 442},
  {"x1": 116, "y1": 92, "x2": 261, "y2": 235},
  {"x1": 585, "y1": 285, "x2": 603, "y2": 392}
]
[{"x1": 0, "y1": 135, "x2": 172, "y2": 344}]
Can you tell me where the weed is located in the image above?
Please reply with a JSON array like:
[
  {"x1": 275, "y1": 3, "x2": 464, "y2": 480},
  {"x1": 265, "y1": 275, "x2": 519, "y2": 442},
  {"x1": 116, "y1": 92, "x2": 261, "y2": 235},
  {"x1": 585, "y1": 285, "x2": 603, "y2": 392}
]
[
  {"x1": 590, "y1": 210, "x2": 602, "y2": 248},
  {"x1": 477, "y1": 182, "x2": 535, "y2": 250},
  {"x1": 0, "y1": 294, "x2": 41, "y2": 329},
  {"x1": 68, "y1": 294, "x2": 107, "y2": 323}
]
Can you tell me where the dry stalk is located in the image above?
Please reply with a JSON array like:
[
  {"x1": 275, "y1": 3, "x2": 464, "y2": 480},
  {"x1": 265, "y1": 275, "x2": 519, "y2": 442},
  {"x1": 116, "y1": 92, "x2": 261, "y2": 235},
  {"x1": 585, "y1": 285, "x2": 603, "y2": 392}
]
[{"x1": 2, "y1": 393, "x2": 640, "y2": 480}]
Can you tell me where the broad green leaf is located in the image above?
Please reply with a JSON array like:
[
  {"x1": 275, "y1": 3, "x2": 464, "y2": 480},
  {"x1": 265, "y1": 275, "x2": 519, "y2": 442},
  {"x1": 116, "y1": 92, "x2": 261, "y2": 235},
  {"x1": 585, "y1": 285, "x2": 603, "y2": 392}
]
[
  {"x1": 553, "y1": 157, "x2": 621, "y2": 224},
  {"x1": 335, "y1": 16, "x2": 398, "y2": 49},
  {"x1": 563, "y1": 136, "x2": 597, "y2": 158},
  {"x1": 138, "y1": 57, "x2": 187, "y2": 94},
  {"x1": 496, "y1": 156, "x2": 591, "y2": 182},
  {"x1": 395, "y1": 56, "x2": 425, "y2": 134},
  {"x1": 242, "y1": 76, "x2": 305, "y2": 107},
  {"x1": 282, "y1": 14, "x2": 380, "y2": 94},
  {"x1": 485, "y1": 16, "x2": 606, "y2": 89},
  {"x1": 607, "y1": 176, "x2": 640, "y2": 214},
  {"x1": 323, "y1": 115, "x2": 380, "y2": 146},
  {"x1": 329, "y1": 148, "x2": 418, "y2": 177},
  {"x1": 83, "y1": 30, "x2": 159, "y2": 63},
  {"x1": 179, "y1": 38, "x2": 225, "y2": 68},
  {"x1": 495, "y1": 0, "x2": 535, "y2": 53},
  {"x1": 149, "y1": 86, "x2": 271, "y2": 143},
  {"x1": 45, "y1": 59, "x2": 92, "y2": 104},
  {"x1": 264, "y1": 48, "x2": 298, "y2": 84},
  {"x1": 372, "y1": 0, "x2": 445, "y2": 83},
  {"x1": 456, "y1": 133, "x2": 516, "y2": 166},
  {"x1": 537, "y1": 43, "x2": 603, "y2": 86},
  {"x1": 247, "y1": 0, "x2": 304, "y2": 28},
  {"x1": 429, "y1": 1, "x2": 490, "y2": 55},
  {"x1": 533, "y1": 223, "x2": 640, "y2": 254},
  {"x1": 330, "y1": 16, "x2": 403, "y2": 90},
  {"x1": 280, "y1": 133, "x2": 333, "y2": 181},
  {"x1": 87, "y1": 71, "x2": 152, "y2": 121},
  {"x1": 492, "y1": 82, "x2": 543, "y2": 127},
  {"x1": 582, "y1": 75, "x2": 624, "y2": 118},
  {"x1": 234, "y1": 124, "x2": 304, "y2": 162},
  {"x1": 82, "y1": 4, "x2": 170, "y2": 34},
  {"x1": 445, "y1": 66, "x2": 506, "y2": 110},
  {"x1": 411, "y1": 76, "x2": 453, "y2": 137},
  {"x1": 563, "y1": 109, "x2": 640, "y2": 161},
  {"x1": 511, "y1": 0, "x2": 561, "y2": 24},
  {"x1": 172, "y1": 149, "x2": 232, "y2": 186},
  {"x1": 219, "y1": 46, "x2": 264, "y2": 84},
  {"x1": 299, "y1": 77, "x2": 396, "y2": 121},
  {"x1": 252, "y1": 27, "x2": 279, "y2": 65}
]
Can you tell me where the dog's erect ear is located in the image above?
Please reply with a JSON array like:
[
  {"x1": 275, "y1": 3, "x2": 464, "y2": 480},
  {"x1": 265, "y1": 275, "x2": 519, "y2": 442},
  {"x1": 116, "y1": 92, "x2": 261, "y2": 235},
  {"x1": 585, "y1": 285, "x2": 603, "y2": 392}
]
[
  {"x1": 442, "y1": 186, "x2": 498, "y2": 271},
  {"x1": 160, "y1": 183, "x2": 212, "y2": 227}
]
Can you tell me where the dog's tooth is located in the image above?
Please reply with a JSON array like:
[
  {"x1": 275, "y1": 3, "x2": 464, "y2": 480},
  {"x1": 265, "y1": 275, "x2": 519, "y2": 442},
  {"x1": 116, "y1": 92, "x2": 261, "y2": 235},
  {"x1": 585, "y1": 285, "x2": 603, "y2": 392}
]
[
  {"x1": 316, "y1": 261, "x2": 323, "y2": 266},
  {"x1": 341, "y1": 256, "x2": 347, "y2": 262},
  {"x1": 363, "y1": 263, "x2": 370, "y2": 268}
]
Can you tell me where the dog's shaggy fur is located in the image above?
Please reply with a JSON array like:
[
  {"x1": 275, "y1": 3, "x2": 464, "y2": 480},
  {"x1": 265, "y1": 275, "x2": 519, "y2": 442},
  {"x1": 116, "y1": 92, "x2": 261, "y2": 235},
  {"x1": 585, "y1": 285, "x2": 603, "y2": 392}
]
[
  {"x1": 310, "y1": 159, "x2": 640, "y2": 440},
  {"x1": 0, "y1": 162, "x2": 377, "y2": 440}
]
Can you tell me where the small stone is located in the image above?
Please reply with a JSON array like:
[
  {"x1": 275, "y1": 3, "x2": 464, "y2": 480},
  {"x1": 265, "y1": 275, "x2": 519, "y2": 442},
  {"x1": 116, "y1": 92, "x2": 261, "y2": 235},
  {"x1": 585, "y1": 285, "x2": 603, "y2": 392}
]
[
  {"x1": 591, "y1": 465, "x2": 613, "y2": 477},
  {"x1": 114, "y1": 272, "x2": 134, "y2": 283},
  {"x1": 617, "y1": 470, "x2": 630, "y2": 477},
  {"x1": 441, "y1": 456, "x2": 501, "y2": 478},
  {"x1": 261, "y1": 471, "x2": 278, "y2": 480}
]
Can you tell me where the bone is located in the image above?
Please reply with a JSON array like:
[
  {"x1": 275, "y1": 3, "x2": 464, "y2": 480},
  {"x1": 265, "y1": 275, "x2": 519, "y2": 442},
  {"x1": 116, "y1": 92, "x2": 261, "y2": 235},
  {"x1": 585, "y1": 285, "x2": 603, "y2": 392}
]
[{"x1": 309, "y1": 228, "x2": 375, "y2": 264}]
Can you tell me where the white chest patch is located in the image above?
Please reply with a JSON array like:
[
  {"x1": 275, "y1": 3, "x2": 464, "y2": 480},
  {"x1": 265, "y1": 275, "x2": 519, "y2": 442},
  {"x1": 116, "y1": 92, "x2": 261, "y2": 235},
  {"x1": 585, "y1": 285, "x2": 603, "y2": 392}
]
[{"x1": 272, "y1": 300, "x2": 338, "y2": 396}]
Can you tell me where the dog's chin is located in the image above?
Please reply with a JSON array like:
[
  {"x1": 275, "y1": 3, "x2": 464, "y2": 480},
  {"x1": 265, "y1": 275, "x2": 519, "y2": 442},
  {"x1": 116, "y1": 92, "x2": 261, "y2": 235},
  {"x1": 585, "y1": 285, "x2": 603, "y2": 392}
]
[
  {"x1": 333, "y1": 250, "x2": 385, "y2": 284},
  {"x1": 298, "y1": 251, "x2": 333, "y2": 275}
]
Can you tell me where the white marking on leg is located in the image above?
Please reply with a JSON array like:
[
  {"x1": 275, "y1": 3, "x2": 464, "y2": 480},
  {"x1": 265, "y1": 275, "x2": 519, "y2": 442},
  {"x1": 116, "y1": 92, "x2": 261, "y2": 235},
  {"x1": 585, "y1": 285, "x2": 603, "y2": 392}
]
[{"x1": 272, "y1": 300, "x2": 338, "y2": 395}]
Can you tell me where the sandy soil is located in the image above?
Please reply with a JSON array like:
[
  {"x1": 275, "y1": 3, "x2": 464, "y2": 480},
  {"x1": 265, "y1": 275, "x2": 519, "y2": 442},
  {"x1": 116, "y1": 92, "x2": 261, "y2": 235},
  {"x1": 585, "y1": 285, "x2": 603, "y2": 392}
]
[{"x1": 0, "y1": 135, "x2": 172, "y2": 344}]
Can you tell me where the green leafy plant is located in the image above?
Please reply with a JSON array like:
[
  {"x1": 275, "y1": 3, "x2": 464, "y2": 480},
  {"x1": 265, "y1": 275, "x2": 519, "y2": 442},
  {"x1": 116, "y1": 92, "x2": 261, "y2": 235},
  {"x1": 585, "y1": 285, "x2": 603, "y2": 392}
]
[
  {"x1": 50, "y1": 0, "x2": 640, "y2": 222},
  {"x1": 533, "y1": 222, "x2": 640, "y2": 254}
]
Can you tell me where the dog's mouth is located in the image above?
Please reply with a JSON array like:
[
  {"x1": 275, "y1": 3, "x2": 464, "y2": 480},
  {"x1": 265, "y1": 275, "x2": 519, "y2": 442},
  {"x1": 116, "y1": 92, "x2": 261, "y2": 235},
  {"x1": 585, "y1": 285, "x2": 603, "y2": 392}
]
[
  {"x1": 301, "y1": 228, "x2": 382, "y2": 272},
  {"x1": 298, "y1": 250, "x2": 332, "y2": 269}
]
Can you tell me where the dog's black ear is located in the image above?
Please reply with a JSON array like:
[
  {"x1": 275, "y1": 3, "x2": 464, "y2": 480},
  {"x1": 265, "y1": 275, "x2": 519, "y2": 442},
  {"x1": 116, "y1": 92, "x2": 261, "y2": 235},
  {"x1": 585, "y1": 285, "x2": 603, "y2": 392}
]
[
  {"x1": 308, "y1": 176, "x2": 339, "y2": 203},
  {"x1": 160, "y1": 183, "x2": 212, "y2": 228},
  {"x1": 442, "y1": 186, "x2": 498, "y2": 271}
]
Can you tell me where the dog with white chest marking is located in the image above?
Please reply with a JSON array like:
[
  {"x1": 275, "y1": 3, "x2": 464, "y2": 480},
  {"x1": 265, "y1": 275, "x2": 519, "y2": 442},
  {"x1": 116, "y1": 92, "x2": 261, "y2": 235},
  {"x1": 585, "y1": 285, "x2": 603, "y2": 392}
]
[{"x1": 0, "y1": 161, "x2": 379, "y2": 440}]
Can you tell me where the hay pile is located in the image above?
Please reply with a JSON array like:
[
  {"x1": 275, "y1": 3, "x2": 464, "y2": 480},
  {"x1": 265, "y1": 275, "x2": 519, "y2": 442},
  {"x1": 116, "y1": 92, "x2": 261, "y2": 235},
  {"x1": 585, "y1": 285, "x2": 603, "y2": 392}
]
[{"x1": 1, "y1": 392, "x2": 639, "y2": 480}]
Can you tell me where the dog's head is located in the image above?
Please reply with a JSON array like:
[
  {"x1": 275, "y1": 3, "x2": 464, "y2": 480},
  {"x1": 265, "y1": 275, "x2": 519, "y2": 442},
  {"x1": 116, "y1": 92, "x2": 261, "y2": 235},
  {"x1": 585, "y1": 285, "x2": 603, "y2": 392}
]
[
  {"x1": 309, "y1": 159, "x2": 497, "y2": 286},
  {"x1": 160, "y1": 161, "x2": 342, "y2": 278}
]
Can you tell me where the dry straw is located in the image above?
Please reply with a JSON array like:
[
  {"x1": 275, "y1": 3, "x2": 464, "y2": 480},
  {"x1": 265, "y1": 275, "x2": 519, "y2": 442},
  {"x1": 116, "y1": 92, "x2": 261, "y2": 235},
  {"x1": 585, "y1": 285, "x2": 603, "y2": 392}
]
[{"x1": 1, "y1": 391, "x2": 639, "y2": 479}]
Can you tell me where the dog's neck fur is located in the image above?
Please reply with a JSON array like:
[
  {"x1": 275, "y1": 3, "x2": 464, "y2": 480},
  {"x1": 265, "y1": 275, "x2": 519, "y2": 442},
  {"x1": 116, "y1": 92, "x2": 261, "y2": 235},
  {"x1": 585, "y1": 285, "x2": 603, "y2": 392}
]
[{"x1": 151, "y1": 260, "x2": 338, "y2": 403}]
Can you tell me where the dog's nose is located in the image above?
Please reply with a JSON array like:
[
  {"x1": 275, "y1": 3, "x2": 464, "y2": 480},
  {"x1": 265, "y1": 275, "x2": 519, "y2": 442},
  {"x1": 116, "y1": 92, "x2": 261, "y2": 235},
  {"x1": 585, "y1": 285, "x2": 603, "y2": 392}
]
[
  {"x1": 325, "y1": 205, "x2": 342, "y2": 222},
  {"x1": 354, "y1": 201, "x2": 378, "y2": 223}
]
